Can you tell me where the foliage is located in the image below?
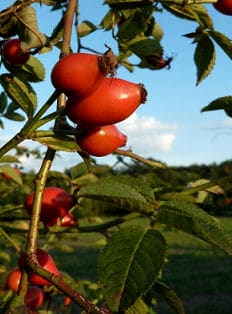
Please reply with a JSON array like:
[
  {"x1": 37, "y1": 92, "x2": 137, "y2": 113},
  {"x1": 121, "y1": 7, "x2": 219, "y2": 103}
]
[{"x1": 0, "y1": 1, "x2": 232, "y2": 314}]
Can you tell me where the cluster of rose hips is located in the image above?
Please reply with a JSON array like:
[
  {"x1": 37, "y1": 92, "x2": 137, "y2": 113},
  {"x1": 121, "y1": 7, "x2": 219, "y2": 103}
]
[
  {"x1": 6, "y1": 248, "x2": 65, "y2": 311},
  {"x1": 51, "y1": 51, "x2": 147, "y2": 157}
]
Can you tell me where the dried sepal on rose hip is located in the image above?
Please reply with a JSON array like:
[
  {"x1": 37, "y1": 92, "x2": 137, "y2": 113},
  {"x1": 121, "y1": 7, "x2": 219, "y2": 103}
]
[{"x1": 51, "y1": 46, "x2": 118, "y2": 96}]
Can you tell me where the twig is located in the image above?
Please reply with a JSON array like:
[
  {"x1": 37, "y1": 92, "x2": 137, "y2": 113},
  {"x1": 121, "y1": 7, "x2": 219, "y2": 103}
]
[
  {"x1": 0, "y1": 226, "x2": 21, "y2": 253},
  {"x1": 0, "y1": 0, "x2": 35, "y2": 18},
  {"x1": 115, "y1": 148, "x2": 167, "y2": 168}
]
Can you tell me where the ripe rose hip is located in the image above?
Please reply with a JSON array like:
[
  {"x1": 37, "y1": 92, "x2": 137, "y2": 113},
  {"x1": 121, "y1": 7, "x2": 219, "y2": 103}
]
[
  {"x1": 2, "y1": 38, "x2": 30, "y2": 65},
  {"x1": 76, "y1": 124, "x2": 127, "y2": 157},
  {"x1": 51, "y1": 53, "x2": 105, "y2": 96},
  {"x1": 66, "y1": 77, "x2": 147, "y2": 125},
  {"x1": 25, "y1": 187, "x2": 75, "y2": 227},
  {"x1": 25, "y1": 286, "x2": 45, "y2": 309},
  {"x1": 213, "y1": 0, "x2": 232, "y2": 15},
  {"x1": 7, "y1": 268, "x2": 22, "y2": 292},
  {"x1": 19, "y1": 248, "x2": 60, "y2": 286},
  {"x1": 60, "y1": 212, "x2": 77, "y2": 227}
]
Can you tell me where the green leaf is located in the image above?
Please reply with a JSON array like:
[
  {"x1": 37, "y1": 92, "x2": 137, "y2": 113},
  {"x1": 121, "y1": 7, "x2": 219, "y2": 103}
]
[
  {"x1": 69, "y1": 162, "x2": 89, "y2": 179},
  {"x1": 0, "y1": 251, "x2": 12, "y2": 264},
  {"x1": 163, "y1": 4, "x2": 213, "y2": 28},
  {"x1": 130, "y1": 38, "x2": 163, "y2": 58},
  {"x1": 35, "y1": 135, "x2": 81, "y2": 152},
  {"x1": 0, "y1": 165, "x2": 22, "y2": 185},
  {"x1": 13, "y1": 6, "x2": 47, "y2": 50},
  {"x1": 99, "y1": 9, "x2": 114, "y2": 30},
  {"x1": 0, "y1": 155, "x2": 20, "y2": 163},
  {"x1": 78, "y1": 20, "x2": 98, "y2": 37},
  {"x1": 0, "y1": 14, "x2": 16, "y2": 38},
  {"x1": 209, "y1": 30, "x2": 232, "y2": 60},
  {"x1": 194, "y1": 35, "x2": 215, "y2": 85},
  {"x1": 158, "y1": 200, "x2": 232, "y2": 256},
  {"x1": 0, "y1": 74, "x2": 37, "y2": 117},
  {"x1": 50, "y1": 17, "x2": 64, "y2": 45},
  {"x1": 4, "y1": 56, "x2": 46, "y2": 83},
  {"x1": 152, "y1": 22, "x2": 163, "y2": 42},
  {"x1": 153, "y1": 281, "x2": 185, "y2": 314},
  {"x1": 0, "y1": 92, "x2": 7, "y2": 114},
  {"x1": 77, "y1": 177, "x2": 154, "y2": 213},
  {"x1": 3, "y1": 111, "x2": 25, "y2": 122},
  {"x1": 125, "y1": 297, "x2": 149, "y2": 314},
  {"x1": 117, "y1": 11, "x2": 148, "y2": 41},
  {"x1": 201, "y1": 96, "x2": 232, "y2": 117},
  {"x1": 98, "y1": 225, "x2": 167, "y2": 312}
]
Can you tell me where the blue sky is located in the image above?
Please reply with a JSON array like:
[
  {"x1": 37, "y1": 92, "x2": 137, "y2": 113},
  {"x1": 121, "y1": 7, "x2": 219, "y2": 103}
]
[{"x1": 1, "y1": 1, "x2": 232, "y2": 171}]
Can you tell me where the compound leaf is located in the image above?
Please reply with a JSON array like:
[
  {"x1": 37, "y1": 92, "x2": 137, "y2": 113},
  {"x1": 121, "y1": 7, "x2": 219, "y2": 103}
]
[
  {"x1": 158, "y1": 200, "x2": 232, "y2": 256},
  {"x1": 98, "y1": 225, "x2": 167, "y2": 312}
]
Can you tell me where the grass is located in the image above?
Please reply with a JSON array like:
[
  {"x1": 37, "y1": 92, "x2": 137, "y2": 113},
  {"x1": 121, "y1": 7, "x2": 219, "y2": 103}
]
[
  {"x1": 1, "y1": 217, "x2": 231, "y2": 313},
  {"x1": 49, "y1": 216, "x2": 232, "y2": 314}
]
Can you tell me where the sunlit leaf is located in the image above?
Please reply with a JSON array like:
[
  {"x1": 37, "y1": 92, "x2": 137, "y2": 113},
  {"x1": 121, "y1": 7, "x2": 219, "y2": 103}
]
[
  {"x1": 0, "y1": 165, "x2": 22, "y2": 185},
  {"x1": 201, "y1": 96, "x2": 232, "y2": 117},
  {"x1": 13, "y1": 6, "x2": 47, "y2": 50},
  {"x1": 78, "y1": 20, "x2": 98, "y2": 37},
  {"x1": 98, "y1": 225, "x2": 167, "y2": 312},
  {"x1": 77, "y1": 176, "x2": 155, "y2": 213},
  {"x1": 158, "y1": 200, "x2": 232, "y2": 256},
  {"x1": 163, "y1": 4, "x2": 213, "y2": 28},
  {"x1": 0, "y1": 155, "x2": 20, "y2": 163},
  {"x1": 125, "y1": 297, "x2": 149, "y2": 314},
  {"x1": 35, "y1": 135, "x2": 81, "y2": 152},
  {"x1": 152, "y1": 22, "x2": 164, "y2": 42},
  {"x1": 99, "y1": 9, "x2": 114, "y2": 30}
]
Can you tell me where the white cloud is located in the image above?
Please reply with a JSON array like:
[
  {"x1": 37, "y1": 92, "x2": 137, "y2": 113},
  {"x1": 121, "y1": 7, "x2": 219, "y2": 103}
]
[
  {"x1": 0, "y1": 114, "x2": 179, "y2": 172},
  {"x1": 118, "y1": 113, "x2": 179, "y2": 154}
]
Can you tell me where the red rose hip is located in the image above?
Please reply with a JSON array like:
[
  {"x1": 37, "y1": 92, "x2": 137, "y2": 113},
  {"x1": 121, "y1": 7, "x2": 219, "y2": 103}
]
[
  {"x1": 76, "y1": 125, "x2": 127, "y2": 157},
  {"x1": 25, "y1": 187, "x2": 75, "y2": 227},
  {"x1": 51, "y1": 53, "x2": 105, "y2": 96},
  {"x1": 2, "y1": 38, "x2": 30, "y2": 65},
  {"x1": 66, "y1": 77, "x2": 147, "y2": 125}
]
